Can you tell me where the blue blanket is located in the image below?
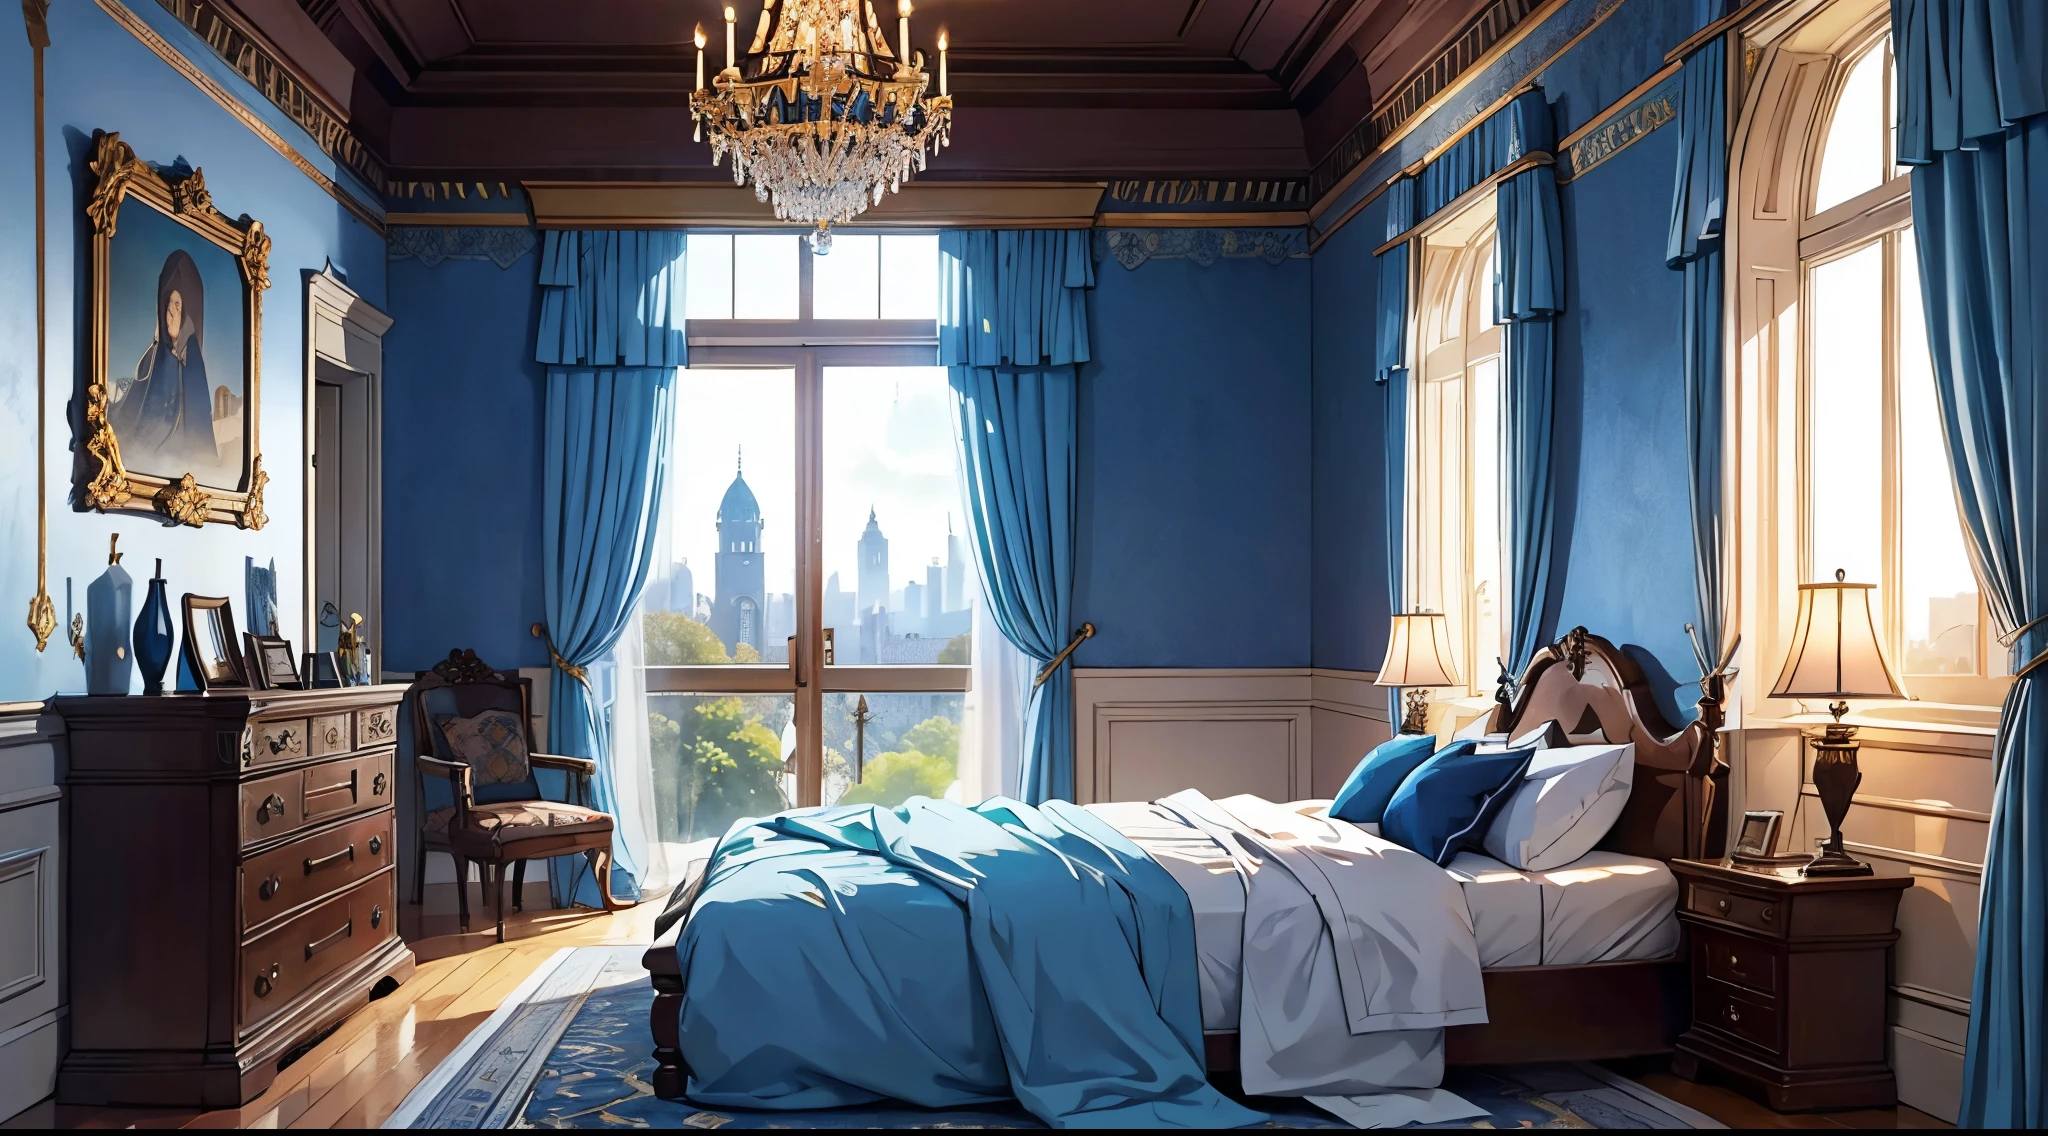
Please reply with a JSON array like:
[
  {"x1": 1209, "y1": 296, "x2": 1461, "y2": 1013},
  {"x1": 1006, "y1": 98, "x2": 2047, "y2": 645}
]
[{"x1": 672, "y1": 796, "x2": 1262, "y2": 1128}]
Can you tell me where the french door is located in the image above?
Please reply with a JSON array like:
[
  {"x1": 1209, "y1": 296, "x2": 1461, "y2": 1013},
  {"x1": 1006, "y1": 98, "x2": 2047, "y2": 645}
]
[{"x1": 641, "y1": 232, "x2": 970, "y2": 839}]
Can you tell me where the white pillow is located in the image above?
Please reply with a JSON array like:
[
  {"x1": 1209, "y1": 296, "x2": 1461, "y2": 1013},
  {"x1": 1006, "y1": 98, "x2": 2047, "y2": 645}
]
[
  {"x1": 1475, "y1": 719, "x2": 1567, "y2": 753},
  {"x1": 1452, "y1": 714, "x2": 1504, "y2": 743},
  {"x1": 1482, "y1": 743, "x2": 1635, "y2": 870}
]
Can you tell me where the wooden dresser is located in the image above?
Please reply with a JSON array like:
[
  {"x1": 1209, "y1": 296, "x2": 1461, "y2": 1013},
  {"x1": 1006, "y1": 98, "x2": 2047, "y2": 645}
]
[
  {"x1": 1669, "y1": 858, "x2": 1911, "y2": 1111},
  {"x1": 56, "y1": 686, "x2": 416, "y2": 1107}
]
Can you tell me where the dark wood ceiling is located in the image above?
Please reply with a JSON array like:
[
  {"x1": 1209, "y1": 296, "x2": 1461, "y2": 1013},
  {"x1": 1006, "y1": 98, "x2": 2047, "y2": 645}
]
[{"x1": 284, "y1": 0, "x2": 1498, "y2": 186}]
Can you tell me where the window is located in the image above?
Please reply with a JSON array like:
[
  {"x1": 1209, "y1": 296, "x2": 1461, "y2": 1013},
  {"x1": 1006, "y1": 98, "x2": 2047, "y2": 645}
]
[
  {"x1": 1795, "y1": 33, "x2": 2001, "y2": 707},
  {"x1": 1407, "y1": 204, "x2": 1507, "y2": 700},
  {"x1": 636, "y1": 232, "x2": 975, "y2": 843}
]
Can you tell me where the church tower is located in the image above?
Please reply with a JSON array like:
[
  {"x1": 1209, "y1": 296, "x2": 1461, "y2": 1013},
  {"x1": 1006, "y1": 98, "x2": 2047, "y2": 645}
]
[
  {"x1": 712, "y1": 449, "x2": 766, "y2": 655},
  {"x1": 856, "y1": 507, "x2": 889, "y2": 623}
]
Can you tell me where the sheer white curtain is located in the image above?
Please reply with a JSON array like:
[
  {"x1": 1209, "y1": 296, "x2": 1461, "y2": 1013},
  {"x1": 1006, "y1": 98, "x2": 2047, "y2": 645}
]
[
  {"x1": 609, "y1": 607, "x2": 685, "y2": 896},
  {"x1": 957, "y1": 591, "x2": 1031, "y2": 804}
]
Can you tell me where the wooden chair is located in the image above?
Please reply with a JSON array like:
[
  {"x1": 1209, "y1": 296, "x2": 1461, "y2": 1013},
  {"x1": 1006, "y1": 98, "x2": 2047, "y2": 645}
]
[{"x1": 407, "y1": 648, "x2": 630, "y2": 941}]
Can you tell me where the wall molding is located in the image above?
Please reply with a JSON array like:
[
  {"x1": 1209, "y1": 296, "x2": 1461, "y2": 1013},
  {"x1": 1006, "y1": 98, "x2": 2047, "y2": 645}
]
[
  {"x1": 387, "y1": 225, "x2": 537, "y2": 269},
  {"x1": 1554, "y1": 64, "x2": 1681, "y2": 182},
  {"x1": 524, "y1": 181, "x2": 1108, "y2": 230},
  {"x1": 1095, "y1": 228, "x2": 1308, "y2": 269}
]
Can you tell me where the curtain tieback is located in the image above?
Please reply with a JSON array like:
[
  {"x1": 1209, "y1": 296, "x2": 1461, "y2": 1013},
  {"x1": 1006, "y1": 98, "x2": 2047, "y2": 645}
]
[
  {"x1": 1996, "y1": 615, "x2": 2048, "y2": 681},
  {"x1": 1033, "y1": 622, "x2": 1096, "y2": 688},
  {"x1": 530, "y1": 622, "x2": 592, "y2": 687}
]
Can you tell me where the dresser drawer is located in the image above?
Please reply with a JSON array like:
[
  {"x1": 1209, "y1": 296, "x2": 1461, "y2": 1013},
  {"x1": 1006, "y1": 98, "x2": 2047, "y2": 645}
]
[
  {"x1": 1699, "y1": 928, "x2": 1781, "y2": 995},
  {"x1": 241, "y1": 811, "x2": 393, "y2": 932},
  {"x1": 1686, "y1": 882, "x2": 1784, "y2": 936},
  {"x1": 309, "y1": 712, "x2": 354, "y2": 757},
  {"x1": 360, "y1": 704, "x2": 399, "y2": 748},
  {"x1": 1698, "y1": 977, "x2": 1782, "y2": 1055},
  {"x1": 241, "y1": 769, "x2": 305, "y2": 844},
  {"x1": 240, "y1": 871, "x2": 394, "y2": 1029},
  {"x1": 302, "y1": 751, "x2": 394, "y2": 825},
  {"x1": 249, "y1": 718, "x2": 309, "y2": 767}
]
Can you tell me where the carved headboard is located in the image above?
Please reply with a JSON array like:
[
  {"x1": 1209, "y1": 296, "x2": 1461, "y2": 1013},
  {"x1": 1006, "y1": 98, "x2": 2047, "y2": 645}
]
[{"x1": 1490, "y1": 627, "x2": 1728, "y2": 863}]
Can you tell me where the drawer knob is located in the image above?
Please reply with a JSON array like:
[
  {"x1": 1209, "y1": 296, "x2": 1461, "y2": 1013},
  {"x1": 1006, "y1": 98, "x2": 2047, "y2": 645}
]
[
  {"x1": 1727, "y1": 1006, "x2": 1741, "y2": 1023},
  {"x1": 1762, "y1": 905, "x2": 1776, "y2": 922},
  {"x1": 372, "y1": 773, "x2": 388, "y2": 796},
  {"x1": 369, "y1": 835, "x2": 383, "y2": 855},
  {"x1": 254, "y1": 963, "x2": 280, "y2": 998},
  {"x1": 258, "y1": 874, "x2": 281, "y2": 901},
  {"x1": 1716, "y1": 898, "x2": 1729, "y2": 913},
  {"x1": 372, "y1": 904, "x2": 383, "y2": 929},
  {"x1": 259, "y1": 794, "x2": 286, "y2": 822},
  {"x1": 1728, "y1": 953, "x2": 1739, "y2": 967}
]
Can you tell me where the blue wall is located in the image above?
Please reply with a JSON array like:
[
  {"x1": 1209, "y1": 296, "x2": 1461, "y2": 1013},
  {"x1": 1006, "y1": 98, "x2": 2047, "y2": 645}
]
[
  {"x1": 382, "y1": 250, "x2": 549, "y2": 672},
  {"x1": 1309, "y1": 203, "x2": 1390, "y2": 673},
  {"x1": 1074, "y1": 253, "x2": 1314, "y2": 668},
  {"x1": 0, "y1": 1, "x2": 383, "y2": 702}
]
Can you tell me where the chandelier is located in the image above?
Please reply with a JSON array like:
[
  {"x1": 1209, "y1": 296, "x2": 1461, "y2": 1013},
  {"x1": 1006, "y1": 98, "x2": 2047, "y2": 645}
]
[{"x1": 691, "y1": 0, "x2": 953, "y2": 252}]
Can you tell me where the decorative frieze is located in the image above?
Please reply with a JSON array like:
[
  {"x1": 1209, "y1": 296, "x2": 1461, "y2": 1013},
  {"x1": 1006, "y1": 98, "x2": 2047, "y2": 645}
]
[
  {"x1": 388, "y1": 226, "x2": 538, "y2": 270},
  {"x1": 1095, "y1": 228, "x2": 1308, "y2": 270}
]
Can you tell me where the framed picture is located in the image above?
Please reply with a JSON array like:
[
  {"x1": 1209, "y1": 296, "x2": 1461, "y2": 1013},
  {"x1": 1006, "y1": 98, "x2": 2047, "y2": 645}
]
[
  {"x1": 1729, "y1": 809, "x2": 1789, "y2": 864},
  {"x1": 79, "y1": 130, "x2": 269, "y2": 530},
  {"x1": 180, "y1": 594, "x2": 248, "y2": 692},
  {"x1": 245, "y1": 633, "x2": 300, "y2": 690}
]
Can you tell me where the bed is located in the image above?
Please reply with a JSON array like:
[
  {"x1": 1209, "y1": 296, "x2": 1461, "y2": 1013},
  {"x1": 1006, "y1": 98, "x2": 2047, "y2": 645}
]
[{"x1": 639, "y1": 626, "x2": 1727, "y2": 1113}]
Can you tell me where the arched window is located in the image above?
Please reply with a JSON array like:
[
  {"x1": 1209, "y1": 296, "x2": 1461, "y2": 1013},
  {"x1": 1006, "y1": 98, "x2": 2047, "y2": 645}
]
[{"x1": 1407, "y1": 203, "x2": 1506, "y2": 701}]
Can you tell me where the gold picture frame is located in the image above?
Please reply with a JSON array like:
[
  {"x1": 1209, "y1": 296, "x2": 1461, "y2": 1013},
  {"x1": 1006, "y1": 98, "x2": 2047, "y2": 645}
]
[{"x1": 81, "y1": 130, "x2": 269, "y2": 529}]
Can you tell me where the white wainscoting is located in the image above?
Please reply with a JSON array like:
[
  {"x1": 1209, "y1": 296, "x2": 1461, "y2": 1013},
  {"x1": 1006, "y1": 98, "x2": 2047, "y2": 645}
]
[
  {"x1": 1071, "y1": 668, "x2": 1390, "y2": 806},
  {"x1": 1731, "y1": 720, "x2": 1990, "y2": 1124},
  {"x1": 0, "y1": 707, "x2": 62, "y2": 1122}
]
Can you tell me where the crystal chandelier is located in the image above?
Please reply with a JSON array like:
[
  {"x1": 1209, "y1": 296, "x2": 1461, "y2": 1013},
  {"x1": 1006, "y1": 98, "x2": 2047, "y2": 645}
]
[{"x1": 691, "y1": 0, "x2": 953, "y2": 253}]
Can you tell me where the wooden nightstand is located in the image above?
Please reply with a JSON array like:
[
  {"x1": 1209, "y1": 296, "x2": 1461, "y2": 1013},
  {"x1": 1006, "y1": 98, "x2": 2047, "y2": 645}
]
[{"x1": 1668, "y1": 858, "x2": 1910, "y2": 1112}]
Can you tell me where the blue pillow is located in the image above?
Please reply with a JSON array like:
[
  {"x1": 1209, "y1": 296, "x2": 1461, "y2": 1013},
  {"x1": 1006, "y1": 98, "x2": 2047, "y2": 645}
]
[
  {"x1": 1381, "y1": 743, "x2": 1534, "y2": 866},
  {"x1": 1329, "y1": 734, "x2": 1439, "y2": 823}
]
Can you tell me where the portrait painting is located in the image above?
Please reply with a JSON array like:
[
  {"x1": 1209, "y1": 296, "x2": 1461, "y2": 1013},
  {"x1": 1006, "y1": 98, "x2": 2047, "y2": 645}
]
[{"x1": 82, "y1": 131, "x2": 270, "y2": 529}]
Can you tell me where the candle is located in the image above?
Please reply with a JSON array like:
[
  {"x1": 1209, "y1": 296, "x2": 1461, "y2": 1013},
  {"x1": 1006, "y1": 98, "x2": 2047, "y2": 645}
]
[
  {"x1": 898, "y1": 0, "x2": 911, "y2": 64},
  {"x1": 840, "y1": 15, "x2": 852, "y2": 53},
  {"x1": 937, "y1": 30, "x2": 947, "y2": 96},
  {"x1": 694, "y1": 25, "x2": 705, "y2": 90},
  {"x1": 724, "y1": 5, "x2": 736, "y2": 71}
]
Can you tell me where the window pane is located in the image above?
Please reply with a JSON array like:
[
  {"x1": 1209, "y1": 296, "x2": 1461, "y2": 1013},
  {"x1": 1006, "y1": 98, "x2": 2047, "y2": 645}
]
[
  {"x1": 812, "y1": 233, "x2": 880, "y2": 319},
  {"x1": 1897, "y1": 228, "x2": 1979, "y2": 674},
  {"x1": 654, "y1": 368, "x2": 796, "y2": 661},
  {"x1": 1468, "y1": 355, "x2": 1505, "y2": 684},
  {"x1": 822, "y1": 366, "x2": 972, "y2": 663},
  {"x1": 1808, "y1": 243, "x2": 1885, "y2": 587},
  {"x1": 880, "y1": 234, "x2": 940, "y2": 319},
  {"x1": 649, "y1": 693, "x2": 793, "y2": 841},
  {"x1": 686, "y1": 233, "x2": 733, "y2": 320},
  {"x1": 1814, "y1": 45, "x2": 1886, "y2": 214},
  {"x1": 732, "y1": 234, "x2": 799, "y2": 319},
  {"x1": 821, "y1": 692, "x2": 965, "y2": 807}
]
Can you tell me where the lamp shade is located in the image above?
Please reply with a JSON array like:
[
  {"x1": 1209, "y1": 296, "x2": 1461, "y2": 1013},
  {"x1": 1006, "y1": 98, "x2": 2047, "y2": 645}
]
[
  {"x1": 1769, "y1": 571, "x2": 1904, "y2": 700},
  {"x1": 1376, "y1": 612, "x2": 1461, "y2": 688}
]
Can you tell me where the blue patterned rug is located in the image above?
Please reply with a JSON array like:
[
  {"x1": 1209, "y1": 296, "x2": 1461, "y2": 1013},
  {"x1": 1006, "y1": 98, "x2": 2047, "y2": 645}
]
[{"x1": 383, "y1": 947, "x2": 1722, "y2": 1130}]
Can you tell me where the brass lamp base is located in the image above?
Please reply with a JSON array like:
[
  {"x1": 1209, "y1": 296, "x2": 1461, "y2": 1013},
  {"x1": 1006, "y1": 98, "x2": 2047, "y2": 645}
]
[
  {"x1": 1803, "y1": 717, "x2": 1873, "y2": 878},
  {"x1": 1399, "y1": 688, "x2": 1432, "y2": 735}
]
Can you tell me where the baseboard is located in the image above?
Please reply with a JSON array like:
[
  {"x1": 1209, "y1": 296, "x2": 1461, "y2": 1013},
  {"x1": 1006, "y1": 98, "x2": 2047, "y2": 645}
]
[
  {"x1": 1890, "y1": 1023, "x2": 1964, "y2": 1124},
  {"x1": 0, "y1": 1010, "x2": 62, "y2": 1123}
]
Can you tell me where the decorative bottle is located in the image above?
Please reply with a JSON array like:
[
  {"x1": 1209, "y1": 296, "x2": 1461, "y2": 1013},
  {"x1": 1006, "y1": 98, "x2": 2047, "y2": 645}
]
[
  {"x1": 133, "y1": 558, "x2": 175, "y2": 697},
  {"x1": 86, "y1": 535, "x2": 134, "y2": 695}
]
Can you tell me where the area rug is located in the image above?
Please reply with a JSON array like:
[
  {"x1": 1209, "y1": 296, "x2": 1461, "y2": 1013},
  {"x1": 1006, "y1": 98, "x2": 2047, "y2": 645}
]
[{"x1": 382, "y1": 946, "x2": 1724, "y2": 1130}]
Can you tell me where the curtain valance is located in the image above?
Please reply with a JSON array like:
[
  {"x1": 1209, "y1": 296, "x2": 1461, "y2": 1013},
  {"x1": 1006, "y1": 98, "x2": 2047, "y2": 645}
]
[
  {"x1": 1413, "y1": 89, "x2": 1556, "y2": 225},
  {"x1": 1495, "y1": 168, "x2": 1565, "y2": 322},
  {"x1": 536, "y1": 230, "x2": 687, "y2": 369},
  {"x1": 1375, "y1": 178, "x2": 1416, "y2": 383},
  {"x1": 1893, "y1": 0, "x2": 2048, "y2": 162},
  {"x1": 939, "y1": 230, "x2": 1096, "y2": 370}
]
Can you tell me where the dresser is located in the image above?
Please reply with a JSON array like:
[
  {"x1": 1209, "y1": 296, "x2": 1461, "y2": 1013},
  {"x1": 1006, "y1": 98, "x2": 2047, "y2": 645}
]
[
  {"x1": 55, "y1": 686, "x2": 416, "y2": 1107},
  {"x1": 1669, "y1": 858, "x2": 1911, "y2": 1112}
]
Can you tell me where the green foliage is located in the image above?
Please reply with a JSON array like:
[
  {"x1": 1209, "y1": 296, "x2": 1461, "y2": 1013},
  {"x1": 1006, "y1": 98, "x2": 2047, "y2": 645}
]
[
  {"x1": 732, "y1": 641, "x2": 762, "y2": 664},
  {"x1": 644, "y1": 611, "x2": 730, "y2": 665},
  {"x1": 650, "y1": 695, "x2": 786, "y2": 841},
  {"x1": 838, "y1": 748, "x2": 957, "y2": 806},
  {"x1": 937, "y1": 633, "x2": 971, "y2": 665},
  {"x1": 899, "y1": 716, "x2": 960, "y2": 762}
]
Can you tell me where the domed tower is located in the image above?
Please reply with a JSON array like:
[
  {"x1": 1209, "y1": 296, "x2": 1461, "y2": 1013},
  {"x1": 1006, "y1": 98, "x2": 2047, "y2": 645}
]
[
  {"x1": 856, "y1": 507, "x2": 889, "y2": 624},
  {"x1": 712, "y1": 450, "x2": 766, "y2": 655}
]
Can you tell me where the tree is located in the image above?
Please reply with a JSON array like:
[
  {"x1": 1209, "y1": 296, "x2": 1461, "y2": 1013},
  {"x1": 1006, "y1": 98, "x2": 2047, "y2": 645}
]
[
  {"x1": 899, "y1": 716, "x2": 960, "y2": 762},
  {"x1": 644, "y1": 611, "x2": 729, "y2": 665},
  {"x1": 838, "y1": 749, "x2": 956, "y2": 806},
  {"x1": 732, "y1": 641, "x2": 762, "y2": 664},
  {"x1": 937, "y1": 632, "x2": 971, "y2": 665},
  {"x1": 651, "y1": 695, "x2": 786, "y2": 841}
]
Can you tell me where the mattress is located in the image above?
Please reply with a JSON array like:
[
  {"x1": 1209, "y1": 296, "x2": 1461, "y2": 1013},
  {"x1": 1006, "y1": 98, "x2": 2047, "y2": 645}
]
[{"x1": 1086, "y1": 799, "x2": 1680, "y2": 1031}]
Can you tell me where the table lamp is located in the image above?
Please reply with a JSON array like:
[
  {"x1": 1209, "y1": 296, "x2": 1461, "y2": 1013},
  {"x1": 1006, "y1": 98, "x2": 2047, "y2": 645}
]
[
  {"x1": 1377, "y1": 612, "x2": 1461, "y2": 735},
  {"x1": 1768, "y1": 569, "x2": 1904, "y2": 877}
]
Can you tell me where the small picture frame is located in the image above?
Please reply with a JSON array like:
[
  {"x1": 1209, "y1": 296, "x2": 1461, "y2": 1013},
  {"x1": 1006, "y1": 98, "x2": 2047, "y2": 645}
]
[
  {"x1": 302, "y1": 650, "x2": 343, "y2": 689},
  {"x1": 1729, "y1": 809, "x2": 1788, "y2": 863},
  {"x1": 245, "y1": 633, "x2": 300, "y2": 690},
  {"x1": 180, "y1": 594, "x2": 248, "y2": 692}
]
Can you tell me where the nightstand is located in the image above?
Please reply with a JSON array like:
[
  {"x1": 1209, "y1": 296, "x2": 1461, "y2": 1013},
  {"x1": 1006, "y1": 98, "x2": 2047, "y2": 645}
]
[{"x1": 1668, "y1": 858, "x2": 1910, "y2": 1112}]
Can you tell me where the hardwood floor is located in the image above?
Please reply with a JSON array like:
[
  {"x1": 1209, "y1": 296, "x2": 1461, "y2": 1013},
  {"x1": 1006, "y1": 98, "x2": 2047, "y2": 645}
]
[{"x1": 9, "y1": 899, "x2": 1952, "y2": 1130}]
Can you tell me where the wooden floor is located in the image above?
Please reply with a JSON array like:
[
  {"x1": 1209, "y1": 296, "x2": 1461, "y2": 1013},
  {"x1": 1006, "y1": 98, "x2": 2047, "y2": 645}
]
[{"x1": 11, "y1": 900, "x2": 1951, "y2": 1130}]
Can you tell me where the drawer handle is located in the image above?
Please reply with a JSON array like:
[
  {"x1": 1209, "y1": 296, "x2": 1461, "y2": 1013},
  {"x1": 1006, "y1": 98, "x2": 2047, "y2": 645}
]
[
  {"x1": 258, "y1": 794, "x2": 286, "y2": 822},
  {"x1": 369, "y1": 835, "x2": 383, "y2": 855},
  {"x1": 1715, "y1": 898, "x2": 1729, "y2": 913},
  {"x1": 304, "y1": 844, "x2": 356, "y2": 874},
  {"x1": 258, "y1": 874, "x2": 281, "y2": 901},
  {"x1": 268, "y1": 728, "x2": 299, "y2": 755},
  {"x1": 1727, "y1": 1005, "x2": 1741, "y2": 1023},
  {"x1": 254, "y1": 963, "x2": 280, "y2": 998},
  {"x1": 372, "y1": 904, "x2": 383, "y2": 930},
  {"x1": 1762, "y1": 905, "x2": 1776, "y2": 922},
  {"x1": 1728, "y1": 953, "x2": 1739, "y2": 968},
  {"x1": 372, "y1": 772, "x2": 388, "y2": 796},
  {"x1": 307, "y1": 769, "x2": 359, "y2": 806},
  {"x1": 306, "y1": 919, "x2": 353, "y2": 960}
]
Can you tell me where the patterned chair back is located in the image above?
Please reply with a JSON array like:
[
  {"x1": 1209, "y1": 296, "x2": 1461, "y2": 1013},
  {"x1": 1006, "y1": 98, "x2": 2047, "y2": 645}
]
[{"x1": 409, "y1": 649, "x2": 543, "y2": 805}]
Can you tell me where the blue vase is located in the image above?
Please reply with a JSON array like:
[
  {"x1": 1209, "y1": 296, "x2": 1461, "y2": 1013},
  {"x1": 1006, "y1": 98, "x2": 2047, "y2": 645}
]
[{"x1": 133, "y1": 560, "x2": 175, "y2": 697}]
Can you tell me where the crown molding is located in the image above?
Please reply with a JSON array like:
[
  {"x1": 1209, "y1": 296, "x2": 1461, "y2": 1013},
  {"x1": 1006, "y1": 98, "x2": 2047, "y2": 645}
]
[{"x1": 523, "y1": 181, "x2": 1109, "y2": 231}]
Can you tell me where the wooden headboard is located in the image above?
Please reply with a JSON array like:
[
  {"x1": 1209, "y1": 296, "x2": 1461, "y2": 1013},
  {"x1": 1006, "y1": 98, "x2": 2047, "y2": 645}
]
[{"x1": 1489, "y1": 627, "x2": 1728, "y2": 863}]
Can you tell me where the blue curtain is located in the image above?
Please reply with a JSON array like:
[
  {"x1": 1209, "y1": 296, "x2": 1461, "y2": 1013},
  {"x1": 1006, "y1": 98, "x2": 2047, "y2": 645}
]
[
  {"x1": 1375, "y1": 177, "x2": 1416, "y2": 721},
  {"x1": 534, "y1": 229, "x2": 685, "y2": 906},
  {"x1": 1668, "y1": 30, "x2": 1729, "y2": 669},
  {"x1": 1892, "y1": 1, "x2": 2048, "y2": 1124},
  {"x1": 940, "y1": 231, "x2": 1093, "y2": 804},
  {"x1": 1494, "y1": 142, "x2": 1564, "y2": 676},
  {"x1": 1416, "y1": 90, "x2": 1553, "y2": 224}
]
